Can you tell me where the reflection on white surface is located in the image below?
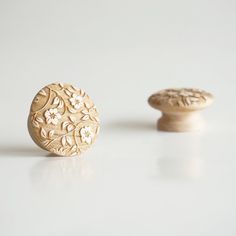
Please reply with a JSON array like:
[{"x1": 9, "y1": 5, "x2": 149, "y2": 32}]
[
  {"x1": 157, "y1": 156, "x2": 204, "y2": 179},
  {"x1": 156, "y1": 133, "x2": 204, "y2": 180},
  {"x1": 31, "y1": 157, "x2": 94, "y2": 188}
]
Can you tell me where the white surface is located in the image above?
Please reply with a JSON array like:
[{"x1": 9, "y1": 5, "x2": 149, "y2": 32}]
[{"x1": 1, "y1": 0, "x2": 236, "y2": 235}]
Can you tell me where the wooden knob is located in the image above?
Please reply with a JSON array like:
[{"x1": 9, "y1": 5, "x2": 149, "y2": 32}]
[
  {"x1": 28, "y1": 83, "x2": 100, "y2": 156},
  {"x1": 148, "y1": 88, "x2": 214, "y2": 132}
]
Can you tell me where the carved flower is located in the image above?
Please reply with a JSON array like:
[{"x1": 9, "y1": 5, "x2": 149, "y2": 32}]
[
  {"x1": 44, "y1": 108, "x2": 61, "y2": 125},
  {"x1": 80, "y1": 126, "x2": 94, "y2": 144},
  {"x1": 69, "y1": 94, "x2": 83, "y2": 110}
]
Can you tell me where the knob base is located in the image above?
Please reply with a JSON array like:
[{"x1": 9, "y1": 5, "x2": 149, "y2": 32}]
[{"x1": 157, "y1": 112, "x2": 204, "y2": 132}]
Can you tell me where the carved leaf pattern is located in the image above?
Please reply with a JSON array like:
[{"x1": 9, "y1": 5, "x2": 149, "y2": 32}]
[
  {"x1": 36, "y1": 117, "x2": 43, "y2": 123},
  {"x1": 82, "y1": 115, "x2": 89, "y2": 121},
  {"x1": 59, "y1": 83, "x2": 64, "y2": 88},
  {"x1": 71, "y1": 85, "x2": 78, "y2": 91},
  {"x1": 40, "y1": 128, "x2": 47, "y2": 138},
  {"x1": 71, "y1": 145, "x2": 77, "y2": 152},
  {"x1": 61, "y1": 136, "x2": 67, "y2": 146},
  {"x1": 64, "y1": 90, "x2": 71, "y2": 97},
  {"x1": 62, "y1": 121, "x2": 69, "y2": 130},
  {"x1": 48, "y1": 130, "x2": 54, "y2": 138},
  {"x1": 32, "y1": 120, "x2": 39, "y2": 128},
  {"x1": 58, "y1": 100, "x2": 64, "y2": 108},
  {"x1": 80, "y1": 90, "x2": 85, "y2": 97},
  {"x1": 68, "y1": 107, "x2": 77, "y2": 114},
  {"x1": 66, "y1": 136, "x2": 72, "y2": 146},
  {"x1": 67, "y1": 124, "x2": 74, "y2": 132},
  {"x1": 53, "y1": 97, "x2": 60, "y2": 105}
]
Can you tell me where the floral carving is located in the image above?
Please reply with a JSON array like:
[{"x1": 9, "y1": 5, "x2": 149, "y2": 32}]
[
  {"x1": 80, "y1": 126, "x2": 94, "y2": 144},
  {"x1": 28, "y1": 83, "x2": 100, "y2": 156},
  {"x1": 44, "y1": 108, "x2": 62, "y2": 125},
  {"x1": 150, "y1": 88, "x2": 212, "y2": 107},
  {"x1": 69, "y1": 94, "x2": 84, "y2": 110}
]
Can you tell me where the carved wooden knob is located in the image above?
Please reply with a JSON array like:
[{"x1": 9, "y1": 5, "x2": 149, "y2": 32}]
[
  {"x1": 148, "y1": 88, "x2": 214, "y2": 132},
  {"x1": 28, "y1": 83, "x2": 100, "y2": 156}
]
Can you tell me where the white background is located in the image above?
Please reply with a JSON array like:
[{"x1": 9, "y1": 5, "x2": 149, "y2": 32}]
[{"x1": 0, "y1": 0, "x2": 236, "y2": 235}]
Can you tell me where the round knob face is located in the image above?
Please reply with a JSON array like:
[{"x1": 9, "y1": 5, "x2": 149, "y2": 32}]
[
  {"x1": 28, "y1": 83, "x2": 100, "y2": 156},
  {"x1": 148, "y1": 88, "x2": 214, "y2": 112}
]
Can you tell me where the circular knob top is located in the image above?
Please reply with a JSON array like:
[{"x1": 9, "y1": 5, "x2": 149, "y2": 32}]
[
  {"x1": 28, "y1": 83, "x2": 100, "y2": 157},
  {"x1": 148, "y1": 88, "x2": 214, "y2": 113}
]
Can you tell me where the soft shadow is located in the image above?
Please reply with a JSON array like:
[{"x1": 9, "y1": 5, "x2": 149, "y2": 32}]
[
  {"x1": 105, "y1": 120, "x2": 155, "y2": 131},
  {"x1": 0, "y1": 145, "x2": 47, "y2": 158}
]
